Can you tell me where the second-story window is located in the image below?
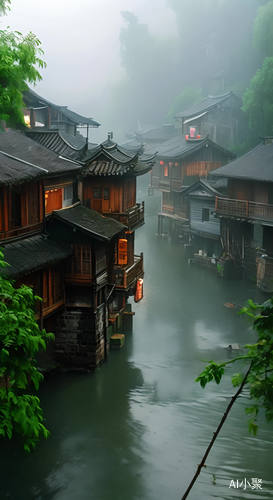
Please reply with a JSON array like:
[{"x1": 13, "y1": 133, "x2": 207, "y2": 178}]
[
  {"x1": 103, "y1": 188, "x2": 110, "y2": 200},
  {"x1": 45, "y1": 182, "x2": 74, "y2": 214},
  {"x1": 63, "y1": 184, "x2": 73, "y2": 207},
  {"x1": 202, "y1": 208, "x2": 210, "y2": 222},
  {"x1": 93, "y1": 187, "x2": 102, "y2": 199}
]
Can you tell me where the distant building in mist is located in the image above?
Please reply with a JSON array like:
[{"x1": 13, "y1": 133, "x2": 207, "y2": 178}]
[
  {"x1": 175, "y1": 91, "x2": 244, "y2": 149},
  {"x1": 23, "y1": 88, "x2": 100, "y2": 137}
]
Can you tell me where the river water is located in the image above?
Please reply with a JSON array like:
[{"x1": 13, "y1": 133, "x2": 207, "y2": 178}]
[{"x1": 1, "y1": 191, "x2": 273, "y2": 500}]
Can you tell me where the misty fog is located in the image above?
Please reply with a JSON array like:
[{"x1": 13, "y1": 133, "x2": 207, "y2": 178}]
[{"x1": 2, "y1": 0, "x2": 265, "y2": 141}]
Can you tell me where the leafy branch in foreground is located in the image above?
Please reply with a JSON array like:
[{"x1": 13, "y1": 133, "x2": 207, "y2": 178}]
[
  {"x1": 0, "y1": 28, "x2": 46, "y2": 127},
  {"x1": 0, "y1": 0, "x2": 11, "y2": 15},
  {"x1": 182, "y1": 298, "x2": 273, "y2": 499},
  {"x1": 0, "y1": 251, "x2": 54, "y2": 452}
]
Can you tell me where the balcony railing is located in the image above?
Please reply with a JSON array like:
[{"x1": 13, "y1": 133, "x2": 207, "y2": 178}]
[
  {"x1": 103, "y1": 202, "x2": 144, "y2": 230},
  {"x1": 158, "y1": 179, "x2": 182, "y2": 192},
  {"x1": 111, "y1": 253, "x2": 144, "y2": 290},
  {"x1": 215, "y1": 197, "x2": 273, "y2": 222},
  {"x1": 0, "y1": 222, "x2": 42, "y2": 242}
]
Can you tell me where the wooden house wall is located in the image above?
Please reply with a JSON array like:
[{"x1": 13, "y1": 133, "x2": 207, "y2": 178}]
[
  {"x1": 162, "y1": 192, "x2": 174, "y2": 214},
  {"x1": 228, "y1": 179, "x2": 270, "y2": 204},
  {"x1": 44, "y1": 176, "x2": 75, "y2": 214},
  {"x1": 158, "y1": 145, "x2": 229, "y2": 189},
  {"x1": 0, "y1": 182, "x2": 43, "y2": 240},
  {"x1": 16, "y1": 266, "x2": 65, "y2": 319},
  {"x1": 190, "y1": 198, "x2": 220, "y2": 236},
  {"x1": 83, "y1": 177, "x2": 136, "y2": 214}
]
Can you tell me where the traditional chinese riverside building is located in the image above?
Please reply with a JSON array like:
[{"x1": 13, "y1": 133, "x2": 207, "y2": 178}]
[
  {"x1": 0, "y1": 128, "x2": 155, "y2": 370},
  {"x1": 154, "y1": 131, "x2": 234, "y2": 240},
  {"x1": 23, "y1": 88, "x2": 100, "y2": 136},
  {"x1": 179, "y1": 178, "x2": 227, "y2": 264},
  {"x1": 212, "y1": 137, "x2": 273, "y2": 290},
  {"x1": 27, "y1": 129, "x2": 155, "y2": 334},
  {"x1": 175, "y1": 91, "x2": 244, "y2": 149}
]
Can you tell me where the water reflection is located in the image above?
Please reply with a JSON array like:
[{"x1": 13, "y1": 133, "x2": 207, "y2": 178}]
[{"x1": 0, "y1": 193, "x2": 272, "y2": 500}]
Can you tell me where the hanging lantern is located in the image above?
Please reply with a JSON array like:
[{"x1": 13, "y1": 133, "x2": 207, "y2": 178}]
[
  {"x1": 190, "y1": 127, "x2": 196, "y2": 138},
  {"x1": 159, "y1": 160, "x2": 165, "y2": 165},
  {"x1": 169, "y1": 162, "x2": 173, "y2": 167},
  {"x1": 134, "y1": 278, "x2": 144, "y2": 303},
  {"x1": 174, "y1": 162, "x2": 179, "y2": 167},
  {"x1": 118, "y1": 239, "x2": 128, "y2": 265}
]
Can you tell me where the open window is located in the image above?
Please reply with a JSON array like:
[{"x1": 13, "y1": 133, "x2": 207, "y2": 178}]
[{"x1": 45, "y1": 182, "x2": 74, "y2": 214}]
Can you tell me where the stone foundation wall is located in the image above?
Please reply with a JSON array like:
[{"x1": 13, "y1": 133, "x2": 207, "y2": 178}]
[{"x1": 53, "y1": 305, "x2": 106, "y2": 370}]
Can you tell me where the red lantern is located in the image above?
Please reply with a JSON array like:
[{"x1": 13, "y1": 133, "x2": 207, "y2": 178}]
[
  {"x1": 160, "y1": 160, "x2": 164, "y2": 165},
  {"x1": 185, "y1": 134, "x2": 189, "y2": 141},
  {"x1": 134, "y1": 278, "x2": 144, "y2": 302},
  {"x1": 175, "y1": 162, "x2": 179, "y2": 167}
]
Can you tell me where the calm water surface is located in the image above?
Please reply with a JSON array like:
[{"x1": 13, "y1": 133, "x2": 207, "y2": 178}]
[{"x1": 1, "y1": 193, "x2": 273, "y2": 500}]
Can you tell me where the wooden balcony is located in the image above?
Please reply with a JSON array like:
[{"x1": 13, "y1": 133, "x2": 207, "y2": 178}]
[
  {"x1": 158, "y1": 179, "x2": 182, "y2": 192},
  {"x1": 216, "y1": 197, "x2": 273, "y2": 223},
  {"x1": 111, "y1": 253, "x2": 144, "y2": 290},
  {"x1": 0, "y1": 222, "x2": 42, "y2": 242},
  {"x1": 103, "y1": 203, "x2": 144, "y2": 230}
]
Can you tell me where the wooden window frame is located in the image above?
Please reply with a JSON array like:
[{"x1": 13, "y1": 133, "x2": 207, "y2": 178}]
[{"x1": 202, "y1": 207, "x2": 210, "y2": 222}]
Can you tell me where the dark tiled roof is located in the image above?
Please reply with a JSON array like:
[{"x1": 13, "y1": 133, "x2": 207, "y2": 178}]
[
  {"x1": 26, "y1": 130, "x2": 86, "y2": 162},
  {"x1": 176, "y1": 91, "x2": 239, "y2": 119},
  {"x1": 24, "y1": 88, "x2": 100, "y2": 127},
  {"x1": 0, "y1": 130, "x2": 81, "y2": 185},
  {"x1": 121, "y1": 139, "x2": 144, "y2": 153},
  {"x1": 82, "y1": 138, "x2": 156, "y2": 177},
  {"x1": 136, "y1": 124, "x2": 178, "y2": 142},
  {"x1": 212, "y1": 141, "x2": 273, "y2": 182},
  {"x1": 182, "y1": 179, "x2": 223, "y2": 199},
  {"x1": 52, "y1": 204, "x2": 125, "y2": 241},
  {"x1": 157, "y1": 135, "x2": 233, "y2": 161},
  {"x1": 1, "y1": 234, "x2": 72, "y2": 278},
  {"x1": 25, "y1": 130, "x2": 156, "y2": 177}
]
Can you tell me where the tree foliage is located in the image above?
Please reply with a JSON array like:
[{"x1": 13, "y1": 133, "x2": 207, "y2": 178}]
[
  {"x1": 254, "y1": 0, "x2": 273, "y2": 58},
  {"x1": 0, "y1": 0, "x2": 10, "y2": 15},
  {"x1": 242, "y1": 57, "x2": 273, "y2": 136},
  {"x1": 182, "y1": 298, "x2": 273, "y2": 498},
  {"x1": 0, "y1": 251, "x2": 54, "y2": 452},
  {"x1": 0, "y1": 28, "x2": 45, "y2": 127},
  {"x1": 196, "y1": 298, "x2": 273, "y2": 432}
]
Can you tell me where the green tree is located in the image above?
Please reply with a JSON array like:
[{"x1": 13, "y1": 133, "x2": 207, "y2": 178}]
[
  {"x1": 0, "y1": 0, "x2": 45, "y2": 127},
  {"x1": 0, "y1": 251, "x2": 54, "y2": 452},
  {"x1": 0, "y1": 0, "x2": 10, "y2": 15},
  {"x1": 242, "y1": 57, "x2": 273, "y2": 136},
  {"x1": 254, "y1": 0, "x2": 273, "y2": 58},
  {"x1": 0, "y1": 30, "x2": 45, "y2": 127},
  {"x1": 182, "y1": 298, "x2": 273, "y2": 499}
]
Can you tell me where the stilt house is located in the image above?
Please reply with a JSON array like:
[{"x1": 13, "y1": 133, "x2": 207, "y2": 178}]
[
  {"x1": 155, "y1": 132, "x2": 234, "y2": 239},
  {"x1": 0, "y1": 128, "x2": 155, "y2": 369},
  {"x1": 175, "y1": 91, "x2": 243, "y2": 149},
  {"x1": 213, "y1": 137, "x2": 273, "y2": 290}
]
